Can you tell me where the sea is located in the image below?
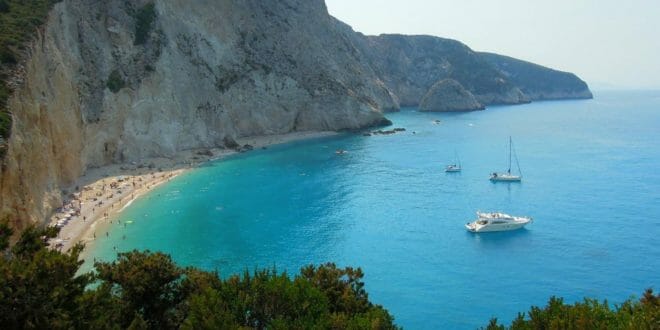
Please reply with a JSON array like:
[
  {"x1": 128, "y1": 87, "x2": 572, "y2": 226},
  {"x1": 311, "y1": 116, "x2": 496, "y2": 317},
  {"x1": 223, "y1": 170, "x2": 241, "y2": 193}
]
[{"x1": 84, "y1": 90, "x2": 660, "y2": 329}]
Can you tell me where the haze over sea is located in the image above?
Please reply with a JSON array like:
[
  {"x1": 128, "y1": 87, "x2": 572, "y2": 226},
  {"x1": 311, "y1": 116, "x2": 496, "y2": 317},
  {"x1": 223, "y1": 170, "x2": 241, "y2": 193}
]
[{"x1": 86, "y1": 90, "x2": 660, "y2": 329}]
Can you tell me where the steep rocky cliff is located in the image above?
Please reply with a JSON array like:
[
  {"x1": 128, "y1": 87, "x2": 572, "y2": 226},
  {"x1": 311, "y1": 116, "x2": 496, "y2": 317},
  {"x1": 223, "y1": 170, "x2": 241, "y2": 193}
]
[
  {"x1": 358, "y1": 34, "x2": 531, "y2": 107},
  {"x1": 0, "y1": 0, "x2": 592, "y2": 228},
  {"x1": 0, "y1": 0, "x2": 397, "y2": 228},
  {"x1": 419, "y1": 79, "x2": 484, "y2": 112},
  {"x1": 480, "y1": 52, "x2": 593, "y2": 100}
]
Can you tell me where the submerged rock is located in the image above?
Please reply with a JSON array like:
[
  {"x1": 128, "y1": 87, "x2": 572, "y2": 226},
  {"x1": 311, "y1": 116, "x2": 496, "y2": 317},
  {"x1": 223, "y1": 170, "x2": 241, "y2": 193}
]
[{"x1": 371, "y1": 127, "x2": 406, "y2": 135}]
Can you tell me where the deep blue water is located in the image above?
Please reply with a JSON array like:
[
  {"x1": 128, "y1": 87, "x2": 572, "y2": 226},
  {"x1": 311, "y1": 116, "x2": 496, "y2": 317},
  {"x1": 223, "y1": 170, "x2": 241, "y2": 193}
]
[{"x1": 86, "y1": 90, "x2": 660, "y2": 329}]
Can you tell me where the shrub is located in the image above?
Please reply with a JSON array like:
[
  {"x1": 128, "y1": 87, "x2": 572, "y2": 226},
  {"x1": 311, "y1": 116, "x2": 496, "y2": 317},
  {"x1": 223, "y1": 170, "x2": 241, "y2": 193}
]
[
  {"x1": 0, "y1": 110, "x2": 11, "y2": 140},
  {"x1": 106, "y1": 69, "x2": 125, "y2": 93},
  {"x1": 134, "y1": 2, "x2": 156, "y2": 45},
  {"x1": 0, "y1": 224, "x2": 399, "y2": 329},
  {"x1": 0, "y1": 46, "x2": 16, "y2": 64},
  {"x1": 0, "y1": 1, "x2": 9, "y2": 14},
  {"x1": 485, "y1": 290, "x2": 660, "y2": 329}
]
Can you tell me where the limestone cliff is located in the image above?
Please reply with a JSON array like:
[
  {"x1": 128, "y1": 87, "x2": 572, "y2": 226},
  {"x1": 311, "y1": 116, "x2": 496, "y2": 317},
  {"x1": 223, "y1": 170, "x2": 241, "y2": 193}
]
[
  {"x1": 419, "y1": 79, "x2": 484, "y2": 112},
  {"x1": 357, "y1": 34, "x2": 531, "y2": 107},
  {"x1": 0, "y1": 0, "x2": 398, "y2": 228},
  {"x1": 479, "y1": 52, "x2": 593, "y2": 100}
]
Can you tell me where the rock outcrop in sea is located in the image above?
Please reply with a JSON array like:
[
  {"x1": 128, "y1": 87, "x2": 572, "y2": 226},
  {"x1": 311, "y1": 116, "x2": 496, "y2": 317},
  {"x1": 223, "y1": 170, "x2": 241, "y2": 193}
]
[
  {"x1": 419, "y1": 79, "x2": 485, "y2": 112},
  {"x1": 0, "y1": 0, "x2": 593, "y2": 228}
]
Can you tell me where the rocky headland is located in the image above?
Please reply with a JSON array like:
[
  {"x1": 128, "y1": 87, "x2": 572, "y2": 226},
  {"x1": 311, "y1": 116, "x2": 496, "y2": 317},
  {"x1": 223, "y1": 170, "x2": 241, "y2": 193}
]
[
  {"x1": 0, "y1": 0, "x2": 592, "y2": 229},
  {"x1": 419, "y1": 79, "x2": 485, "y2": 112}
]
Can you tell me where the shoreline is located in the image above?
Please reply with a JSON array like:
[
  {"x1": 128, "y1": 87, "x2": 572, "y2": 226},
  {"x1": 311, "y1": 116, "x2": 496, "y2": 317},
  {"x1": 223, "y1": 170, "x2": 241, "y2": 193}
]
[{"x1": 50, "y1": 131, "x2": 338, "y2": 252}]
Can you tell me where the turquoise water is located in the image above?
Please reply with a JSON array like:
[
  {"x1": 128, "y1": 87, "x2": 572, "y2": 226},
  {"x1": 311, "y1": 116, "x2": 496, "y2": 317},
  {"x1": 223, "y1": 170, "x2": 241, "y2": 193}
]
[{"x1": 86, "y1": 90, "x2": 660, "y2": 329}]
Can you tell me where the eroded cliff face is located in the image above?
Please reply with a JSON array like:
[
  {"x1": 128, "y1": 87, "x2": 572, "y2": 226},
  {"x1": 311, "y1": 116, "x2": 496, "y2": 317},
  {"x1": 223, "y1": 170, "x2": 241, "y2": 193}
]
[
  {"x1": 0, "y1": 18, "x2": 84, "y2": 229},
  {"x1": 419, "y1": 79, "x2": 484, "y2": 112},
  {"x1": 72, "y1": 0, "x2": 397, "y2": 164},
  {"x1": 479, "y1": 52, "x2": 593, "y2": 100},
  {"x1": 359, "y1": 34, "x2": 531, "y2": 107},
  {"x1": 0, "y1": 0, "x2": 397, "y2": 227}
]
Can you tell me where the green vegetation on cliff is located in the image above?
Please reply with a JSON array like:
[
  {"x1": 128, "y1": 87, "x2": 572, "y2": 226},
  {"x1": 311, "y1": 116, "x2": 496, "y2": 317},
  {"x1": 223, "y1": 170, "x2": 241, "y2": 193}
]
[
  {"x1": 133, "y1": 2, "x2": 156, "y2": 45},
  {"x1": 106, "y1": 70, "x2": 125, "y2": 93},
  {"x1": 0, "y1": 0, "x2": 60, "y2": 156},
  {"x1": 0, "y1": 223, "x2": 398, "y2": 329}
]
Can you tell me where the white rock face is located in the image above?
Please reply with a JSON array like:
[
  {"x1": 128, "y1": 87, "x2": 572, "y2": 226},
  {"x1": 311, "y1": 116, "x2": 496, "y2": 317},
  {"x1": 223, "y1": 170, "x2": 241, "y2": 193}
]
[{"x1": 0, "y1": 0, "x2": 398, "y2": 225}]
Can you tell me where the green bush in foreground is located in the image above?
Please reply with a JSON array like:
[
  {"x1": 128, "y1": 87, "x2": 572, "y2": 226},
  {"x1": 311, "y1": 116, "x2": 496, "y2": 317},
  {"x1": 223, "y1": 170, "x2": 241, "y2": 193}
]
[
  {"x1": 2, "y1": 223, "x2": 657, "y2": 329},
  {"x1": 0, "y1": 223, "x2": 398, "y2": 329},
  {"x1": 484, "y1": 290, "x2": 659, "y2": 330}
]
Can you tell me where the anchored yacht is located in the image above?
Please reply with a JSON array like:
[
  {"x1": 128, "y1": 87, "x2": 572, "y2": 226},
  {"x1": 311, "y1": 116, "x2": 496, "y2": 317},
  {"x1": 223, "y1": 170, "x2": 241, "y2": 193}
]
[
  {"x1": 445, "y1": 164, "x2": 461, "y2": 172},
  {"x1": 445, "y1": 151, "x2": 462, "y2": 172},
  {"x1": 465, "y1": 212, "x2": 532, "y2": 232},
  {"x1": 490, "y1": 137, "x2": 522, "y2": 182}
]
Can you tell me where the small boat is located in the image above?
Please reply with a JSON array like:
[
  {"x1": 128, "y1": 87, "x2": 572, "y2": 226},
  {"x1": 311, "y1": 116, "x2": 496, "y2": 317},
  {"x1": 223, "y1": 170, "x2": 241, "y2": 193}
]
[
  {"x1": 335, "y1": 149, "x2": 347, "y2": 155},
  {"x1": 445, "y1": 151, "x2": 462, "y2": 172},
  {"x1": 490, "y1": 136, "x2": 522, "y2": 182},
  {"x1": 445, "y1": 164, "x2": 461, "y2": 172},
  {"x1": 465, "y1": 211, "x2": 532, "y2": 232}
]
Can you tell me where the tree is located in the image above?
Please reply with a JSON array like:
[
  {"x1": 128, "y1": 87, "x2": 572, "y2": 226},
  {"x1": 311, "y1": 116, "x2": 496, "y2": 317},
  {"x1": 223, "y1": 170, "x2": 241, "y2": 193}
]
[
  {"x1": 485, "y1": 290, "x2": 660, "y2": 329},
  {"x1": 1, "y1": 225, "x2": 399, "y2": 329},
  {"x1": 0, "y1": 225, "x2": 90, "y2": 329},
  {"x1": 94, "y1": 251, "x2": 185, "y2": 328},
  {"x1": 0, "y1": 1, "x2": 9, "y2": 14}
]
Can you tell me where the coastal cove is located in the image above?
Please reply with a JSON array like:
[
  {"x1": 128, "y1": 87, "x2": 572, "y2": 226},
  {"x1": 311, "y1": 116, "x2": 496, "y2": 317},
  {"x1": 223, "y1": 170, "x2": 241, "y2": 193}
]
[{"x1": 83, "y1": 90, "x2": 660, "y2": 329}]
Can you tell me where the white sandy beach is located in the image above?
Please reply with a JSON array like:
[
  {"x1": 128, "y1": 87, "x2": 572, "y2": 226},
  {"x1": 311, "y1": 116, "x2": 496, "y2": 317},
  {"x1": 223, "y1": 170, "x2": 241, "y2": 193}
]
[{"x1": 50, "y1": 131, "x2": 337, "y2": 252}]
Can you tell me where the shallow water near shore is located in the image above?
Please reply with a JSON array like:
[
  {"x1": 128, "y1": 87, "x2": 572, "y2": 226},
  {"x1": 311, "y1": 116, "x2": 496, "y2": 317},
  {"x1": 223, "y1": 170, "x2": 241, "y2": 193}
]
[{"x1": 85, "y1": 90, "x2": 660, "y2": 329}]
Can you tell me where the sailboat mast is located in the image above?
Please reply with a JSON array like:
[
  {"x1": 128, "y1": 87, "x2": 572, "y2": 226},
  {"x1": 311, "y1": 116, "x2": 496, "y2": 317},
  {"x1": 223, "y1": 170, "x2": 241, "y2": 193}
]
[
  {"x1": 508, "y1": 136, "x2": 512, "y2": 173},
  {"x1": 513, "y1": 139, "x2": 522, "y2": 177}
]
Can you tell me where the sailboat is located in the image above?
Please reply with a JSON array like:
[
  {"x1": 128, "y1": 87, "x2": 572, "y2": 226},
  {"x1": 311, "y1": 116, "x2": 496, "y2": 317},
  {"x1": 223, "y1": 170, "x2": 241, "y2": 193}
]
[
  {"x1": 445, "y1": 151, "x2": 461, "y2": 172},
  {"x1": 490, "y1": 137, "x2": 522, "y2": 182}
]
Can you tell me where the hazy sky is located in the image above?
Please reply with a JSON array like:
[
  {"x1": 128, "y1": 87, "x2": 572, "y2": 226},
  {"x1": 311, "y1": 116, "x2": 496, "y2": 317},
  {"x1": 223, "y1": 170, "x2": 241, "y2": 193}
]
[{"x1": 325, "y1": 0, "x2": 660, "y2": 89}]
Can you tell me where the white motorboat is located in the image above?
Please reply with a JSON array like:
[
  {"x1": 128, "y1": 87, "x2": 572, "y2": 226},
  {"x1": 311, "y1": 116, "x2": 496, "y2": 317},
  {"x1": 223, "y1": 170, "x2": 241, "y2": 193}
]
[
  {"x1": 490, "y1": 136, "x2": 522, "y2": 182},
  {"x1": 465, "y1": 212, "x2": 532, "y2": 232}
]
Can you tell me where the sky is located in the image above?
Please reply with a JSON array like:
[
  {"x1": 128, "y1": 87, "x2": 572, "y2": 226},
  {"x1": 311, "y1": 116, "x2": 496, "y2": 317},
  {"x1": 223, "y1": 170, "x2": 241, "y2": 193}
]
[{"x1": 325, "y1": 0, "x2": 660, "y2": 90}]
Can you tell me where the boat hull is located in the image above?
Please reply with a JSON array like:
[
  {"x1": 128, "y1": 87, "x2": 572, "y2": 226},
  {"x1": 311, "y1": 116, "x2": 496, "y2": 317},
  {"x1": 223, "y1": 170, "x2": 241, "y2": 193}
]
[
  {"x1": 445, "y1": 168, "x2": 461, "y2": 173},
  {"x1": 489, "y1": 174, "x2": 521, "y2": 182},
  {"x1": 465, "y1": 221, "x2": 528, "y2": 232}
]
